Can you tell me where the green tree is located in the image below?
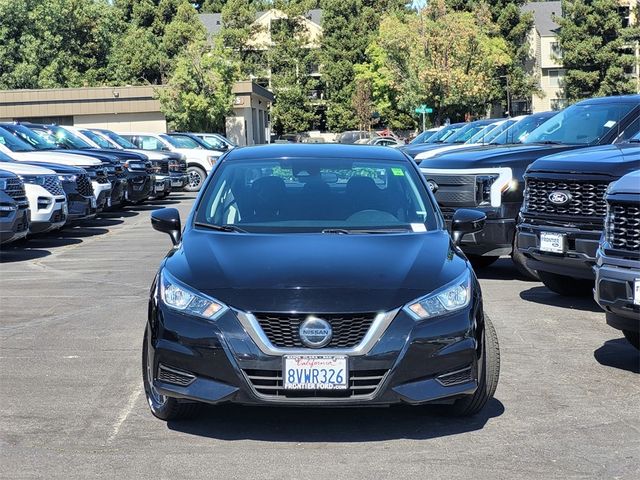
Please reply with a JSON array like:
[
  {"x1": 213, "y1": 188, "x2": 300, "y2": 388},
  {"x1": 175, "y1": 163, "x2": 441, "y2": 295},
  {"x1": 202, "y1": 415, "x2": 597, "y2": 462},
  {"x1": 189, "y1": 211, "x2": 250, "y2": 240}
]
[
  {"x1": 557, "y1": 0, "x2": 637, "y2": 101},
  {"x1": 157, "y1": 40, "x2": 239, "y2": 131}
]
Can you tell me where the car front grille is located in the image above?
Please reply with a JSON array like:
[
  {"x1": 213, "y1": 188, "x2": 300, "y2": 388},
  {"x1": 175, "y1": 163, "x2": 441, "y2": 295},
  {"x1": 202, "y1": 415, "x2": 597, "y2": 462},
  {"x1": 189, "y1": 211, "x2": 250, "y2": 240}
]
[
  {"x1": 76, "y1": 174, "x2": 94, "y2": 197},
  {"x1": 43, "y1": 176, "x2": 64, "y2": 196},
  {"x1": 96, "y1": 173, "x2": 110, "y2": 184},
  {"x1": 243, "y1": 368, "x2": 388, "y2": 398},
  {"x1": 4, "y1": 177, "x2": 27, "y2": 202},
  {"x1": 157, "y1": 364, "x2": 195, "y2": 386},
  {"x1": 254, "y1": 313, "x2": 376, "y2": 348},
  {"x1": 609, "y1": 202, "x2": 640, "y2": 252},
  {"x1": 152, "y1": 160, "x2": 169, "y2": 174},
  {"x1": 524, "y1": 178, "x2": 608, "y2": 218}
]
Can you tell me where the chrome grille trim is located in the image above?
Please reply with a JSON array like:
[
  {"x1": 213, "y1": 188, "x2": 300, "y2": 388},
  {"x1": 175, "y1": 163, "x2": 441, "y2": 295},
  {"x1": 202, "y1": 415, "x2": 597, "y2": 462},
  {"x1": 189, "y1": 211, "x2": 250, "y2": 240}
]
[
  {"x1": 235, "y1": 308, "x2": 400, "y2": 356},
  {"x1": 609, "y1": 202, "x2": 640, "y2": 252},
  {"x1": 4, "y1": 177, "x2": 27, "y2": 202},
  {"x1": 524, "y1": 177, "x2": 608, "y2": 218},
  {"x1": 42, "y1": 175, "x2": 65, "y2": 196}
]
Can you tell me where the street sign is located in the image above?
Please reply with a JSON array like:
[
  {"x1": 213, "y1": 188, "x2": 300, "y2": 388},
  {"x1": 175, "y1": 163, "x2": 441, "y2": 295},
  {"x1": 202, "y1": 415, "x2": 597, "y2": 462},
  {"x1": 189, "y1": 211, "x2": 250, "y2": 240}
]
[
  {"x1": 425, "y1": 107, "x2": 433, "y2": 113},
  {"x1": 415, "y1": 105, "x2": 433, "y2": 114}
]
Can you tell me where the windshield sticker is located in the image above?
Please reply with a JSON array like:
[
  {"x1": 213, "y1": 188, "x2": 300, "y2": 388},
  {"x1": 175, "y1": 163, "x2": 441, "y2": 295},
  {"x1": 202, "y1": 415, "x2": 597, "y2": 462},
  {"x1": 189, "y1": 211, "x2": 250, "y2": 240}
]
[
  {"x1": 604, "y1": 120, "x2": 617, "y2": 128},
  {"x1": 391, "y1": 168, "x2": 404, "y2": 176},
  {"x1": 411, "y1": 223, "x2": 426, "y2": 232}
]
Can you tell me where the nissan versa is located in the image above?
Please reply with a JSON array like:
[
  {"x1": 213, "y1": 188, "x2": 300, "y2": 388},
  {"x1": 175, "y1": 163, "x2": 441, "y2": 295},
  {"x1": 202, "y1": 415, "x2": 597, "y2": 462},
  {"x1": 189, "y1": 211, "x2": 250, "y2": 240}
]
[{"x1": 144, "y1": 144, "x2": 500, "y2": 420}]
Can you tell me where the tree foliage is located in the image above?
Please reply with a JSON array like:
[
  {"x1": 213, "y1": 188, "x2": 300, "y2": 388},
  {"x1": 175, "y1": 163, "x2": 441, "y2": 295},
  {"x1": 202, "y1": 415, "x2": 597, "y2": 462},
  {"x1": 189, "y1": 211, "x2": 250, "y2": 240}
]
[{"x1": 557, "y1": 0, "x2": 637, "y2": 101}]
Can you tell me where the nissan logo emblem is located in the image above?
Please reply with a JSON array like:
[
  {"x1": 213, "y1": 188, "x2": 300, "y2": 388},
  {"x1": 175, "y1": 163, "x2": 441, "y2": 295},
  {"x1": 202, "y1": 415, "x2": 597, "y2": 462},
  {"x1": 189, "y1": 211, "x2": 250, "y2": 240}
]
[
  {"x1": 427, "y1": 180, "x2": 438, "y2": 193},
  {"x1": 299, "y1": 316, "x2": 332, "y2": 348},
  {"x1": 548, "y1": 190, "x2": 572, "y2": 206}
]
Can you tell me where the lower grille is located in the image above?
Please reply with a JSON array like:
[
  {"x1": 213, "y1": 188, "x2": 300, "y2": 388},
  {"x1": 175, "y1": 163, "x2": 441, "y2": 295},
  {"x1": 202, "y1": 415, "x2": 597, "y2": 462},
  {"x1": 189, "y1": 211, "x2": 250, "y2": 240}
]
[
  {"x1": 244, "y1": 369, "x2": 387, "y2": 398},
  {"x1": 96, "y1": 175, "x2": 110, "y2": 184},
  {"x1": 436, "y1": 366, "x2": 473, "y2": 386},
  {"x1": 4, "y1": 177, "x2": 27, "y2": 202},
  {"x1": 609, "y1": 202, "x2": 640, "y2": 252},
  {"x1": 158, "y1": 364, "x2": 195, "y2": 386},
  {"x1": 43, "y1": 176, "x2": 64, "y2": 196},
  {"x1": 254, "y1": 313, "x2": 376, "y2": 348},
  {"x1": 76, "y1": 174, "x2": 94, "y2": 197},
  {"x1": 524, "y1": 178, "x2": 608, "y2": 217}
]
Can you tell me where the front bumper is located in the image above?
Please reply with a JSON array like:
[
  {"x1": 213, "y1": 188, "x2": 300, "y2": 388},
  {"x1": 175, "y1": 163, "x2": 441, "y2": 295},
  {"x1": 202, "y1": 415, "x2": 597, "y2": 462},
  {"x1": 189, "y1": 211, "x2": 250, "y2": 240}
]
[
  {"x1": 147, "y1": 297, "x2": 484, "y2": 407},
  {"x1": 107, "y1": 177, "x2": 126, "y2": 208},
  {"x1": 152, "y1": 176, "x2": 172, "y2": 196},
  {"x1": 124, "y1": 173, "x2": 153, "y2": 203},
  {"x1": 66, "y1": 193, "x2": 97, "y2": 222},
  {"x1": 0, "y1": 202, "x2": 30, "y2": 244},
  {"x1": 91, "y1": 181, "x2": 112, "y2": 211},
  {"x1": 594, "y1": 250, "x2": 640, "y2": 333},
  {"x1": 170, "y1": 173, "x2": 188, "y2": 190},
  {"x1": 517, "y1": 221, "x2": 600, "y2": 280}
]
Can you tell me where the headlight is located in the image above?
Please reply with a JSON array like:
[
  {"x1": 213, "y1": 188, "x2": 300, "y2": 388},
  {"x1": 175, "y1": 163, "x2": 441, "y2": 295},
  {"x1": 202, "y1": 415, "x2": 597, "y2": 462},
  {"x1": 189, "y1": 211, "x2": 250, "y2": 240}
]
[
  {"x1": 404, "y1": 270, "x2": 471, "y2": 320},
  {"x1": 58, "y1": 174, "x2": 77, "y2": 182},
  {"x1": 604, "y1": 202, "x2": 615, "y2": 245},
  {"x1": 160, "y1": 270, "x2": 227, "y2": 320},
  {"x1": 21, "y1": 175, "x2": 46, "y2": 185},
  {"x1": 206, "y1": 155, "x2": 217, "y2": 167}
]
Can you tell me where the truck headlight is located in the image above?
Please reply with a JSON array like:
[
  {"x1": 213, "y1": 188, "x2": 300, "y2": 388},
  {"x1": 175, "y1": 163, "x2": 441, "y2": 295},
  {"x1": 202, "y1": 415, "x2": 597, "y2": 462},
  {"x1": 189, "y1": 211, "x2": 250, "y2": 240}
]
[
  {"x1": 206, "y1": 155, "x2": 217, "y2": 167},
  {"x1": 21, "y1": 175, "x2": 46, "y2": 185},
  {"x1": 404, "y1": 270, "x2": 471, "y2": 320},
  {"x1": 160, "y1": 270, "x2": 227, "y2": 320},
  {"x1": 58, "y1": 174, "x2": 77, "y2": 182}
]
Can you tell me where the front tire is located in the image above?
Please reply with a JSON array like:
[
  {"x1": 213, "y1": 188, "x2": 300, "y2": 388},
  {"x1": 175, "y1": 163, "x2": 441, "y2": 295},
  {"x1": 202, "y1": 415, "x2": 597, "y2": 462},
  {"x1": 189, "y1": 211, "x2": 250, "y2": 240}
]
[
  {"x1": 142, "y1": 329, "x2": 201, "y2": 421},
  {"x1": 538, "y1": 271, "x2": 593, "y2": 297},
  {"x1": 445, "y1": 314, "x2": 500, "y2": 417},
  {"x1": 185, "y1": 166, "x2": 206, "y2": 192},
  {"x1": 623, "y1": 330, "x2": 640, "y2": 350}
]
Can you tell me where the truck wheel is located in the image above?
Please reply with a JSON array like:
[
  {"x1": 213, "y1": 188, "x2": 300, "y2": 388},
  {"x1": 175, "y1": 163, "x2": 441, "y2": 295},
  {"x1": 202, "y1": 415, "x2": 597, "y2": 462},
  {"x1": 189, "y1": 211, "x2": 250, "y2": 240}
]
[
  {"x1": 538, "y1": 271, "x2": 593, "y2": 297},
  {"x1": 623, "y1": 330, "x2": 640, "y2": 350},
  {"x1": 467, "y1": 255, "x2": 499, "y2": 269},
  {"x1": 511, "y1": 237, "x2": 539, "y2": 280},
  {"x1": 142, "y1": 329, "x2": 201, "y2": 421},
  {"x1": 445, "y1": 314, "x2": 500, "y2": 417},
  {"x1": 185, "y1": 166, "x2": 206, "y2": 192}
]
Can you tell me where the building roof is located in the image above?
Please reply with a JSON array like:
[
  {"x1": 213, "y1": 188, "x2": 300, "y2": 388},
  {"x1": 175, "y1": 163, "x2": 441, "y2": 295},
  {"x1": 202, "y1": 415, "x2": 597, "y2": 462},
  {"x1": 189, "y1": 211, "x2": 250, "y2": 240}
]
[
  {"x1": 521, "y1": 1, "x2": 561, "y2": 37},
  {"x1": 199, "y1": 9, "x2": 322, "y2": 37}
]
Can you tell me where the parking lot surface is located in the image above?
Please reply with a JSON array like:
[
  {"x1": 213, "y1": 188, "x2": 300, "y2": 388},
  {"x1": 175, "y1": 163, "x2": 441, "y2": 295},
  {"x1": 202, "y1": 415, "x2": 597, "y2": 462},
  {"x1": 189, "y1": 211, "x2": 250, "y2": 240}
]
[{"x1": 1, "y1": 193, "x2": 638, "y2": 480}]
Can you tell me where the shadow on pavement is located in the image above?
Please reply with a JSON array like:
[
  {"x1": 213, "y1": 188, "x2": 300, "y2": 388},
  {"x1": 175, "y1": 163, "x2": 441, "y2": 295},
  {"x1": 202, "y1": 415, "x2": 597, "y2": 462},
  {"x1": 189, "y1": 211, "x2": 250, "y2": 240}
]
[
  {"x1": 519, "y1": 286, "x2": 601, "y2": 312},
  {"x1": 0, "y1": 246, "x2": 51, "y2": 263},
  {"x1": 594, "y1": 338, "x2": 640, "y2": 374},
  {"x1": 167, "y1": 398, "x2": 505, "y2": 442},
  {"x1": 473, "y1": 258, "x2": 538, "y2": 282}
]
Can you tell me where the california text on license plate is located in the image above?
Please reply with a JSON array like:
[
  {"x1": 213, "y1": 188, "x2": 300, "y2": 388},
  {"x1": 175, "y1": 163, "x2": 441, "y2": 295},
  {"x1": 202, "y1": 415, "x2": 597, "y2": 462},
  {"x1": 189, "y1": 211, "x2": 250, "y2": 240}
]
[
  {"x1": 283, "y1": 355, "x2": 348, "y2": 390},
  {"x1": 540, "y1": 231, "x2": 565, "y2": 253}
]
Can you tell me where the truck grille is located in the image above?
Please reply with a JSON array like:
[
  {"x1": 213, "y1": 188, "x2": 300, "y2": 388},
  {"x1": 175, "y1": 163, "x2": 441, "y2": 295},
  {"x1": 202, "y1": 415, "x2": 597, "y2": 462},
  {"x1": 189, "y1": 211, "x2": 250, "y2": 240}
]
[
  {"x1": 524, "y1": 178, "x2": 608, "y2": 217},
  {"x1": 76, "y1": 174, "x2": 94, "y2": 197},
  {"x1": 609, "y1": 202, "x2": 640, "y2": 252},
  {"x1": 254, "y1": 313, "x2": 376, "y2": 348},
  {"x1": 243, "y1": 368, "x2": 387, "y2": 398},
  {"x1": 423, "y1": 174, "x2": 478, "y2": 207},
  {"x1": 4, "y1": 177, "x2": 27, "y2": 202},
  {"x1": 43, "y1": 176, "x2": 64, "y2": 196},
  {"x1": 152, "y1": 160, "x2": 169, "y2": 174}
]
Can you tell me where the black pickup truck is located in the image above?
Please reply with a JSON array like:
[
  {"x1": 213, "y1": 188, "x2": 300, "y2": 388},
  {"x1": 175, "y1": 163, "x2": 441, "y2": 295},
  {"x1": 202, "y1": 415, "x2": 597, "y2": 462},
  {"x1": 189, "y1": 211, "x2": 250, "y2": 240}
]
[
  {"x1": 517, "y1": 125, "x2": 640, "y2": 295},
  {"x1": 594, "y1": 170, "x2": 640, "y2": 349},
  {"x1": 418, "y1": 95, "x2": 640, "y2": 278}
]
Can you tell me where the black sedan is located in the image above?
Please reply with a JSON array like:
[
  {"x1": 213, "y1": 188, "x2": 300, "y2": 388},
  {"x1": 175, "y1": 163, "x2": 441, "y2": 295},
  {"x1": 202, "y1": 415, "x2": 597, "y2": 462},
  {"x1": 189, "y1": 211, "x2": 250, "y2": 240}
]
[{"x1": 144, "y1": 144, "x2": 499, "y2": 420}]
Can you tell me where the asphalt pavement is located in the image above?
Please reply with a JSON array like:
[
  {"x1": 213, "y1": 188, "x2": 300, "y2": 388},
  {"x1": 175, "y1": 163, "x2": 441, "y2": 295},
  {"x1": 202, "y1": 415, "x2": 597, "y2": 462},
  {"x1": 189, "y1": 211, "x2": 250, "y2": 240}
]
[{"x1": 0, "y1": 193, "x2": 638, "y2": 479}]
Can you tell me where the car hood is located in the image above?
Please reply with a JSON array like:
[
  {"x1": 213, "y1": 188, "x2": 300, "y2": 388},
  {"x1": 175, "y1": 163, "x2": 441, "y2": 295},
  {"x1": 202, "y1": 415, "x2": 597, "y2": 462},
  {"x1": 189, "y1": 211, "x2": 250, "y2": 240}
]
[
  {"x1": 11, "y1": 151, "x2": 102, "y2": 167},
  {"x1": 527, "y1": 143, "x2": 640, "y2": 177},
  {"x1": 415, "y1": 143, "x2": 481, "y2": 161},
  {"x1": 401, "y1": 142, "x2": 457, "y2": 158},
  {"x1": 20, "y1": 161, "x2": 84, "y2": 174},
  {"x1": 174, "y1": 148, "x2": 222, "y2": 159},
  {"x1": 0, "y1": 161, "x2": 56, "y2": 175},
  {"x1": 165, "y1": 229, "x2": 466, "y2": 313},
  {"x1": 609, "y1": 169, "x2": 640, "y2": 195}
]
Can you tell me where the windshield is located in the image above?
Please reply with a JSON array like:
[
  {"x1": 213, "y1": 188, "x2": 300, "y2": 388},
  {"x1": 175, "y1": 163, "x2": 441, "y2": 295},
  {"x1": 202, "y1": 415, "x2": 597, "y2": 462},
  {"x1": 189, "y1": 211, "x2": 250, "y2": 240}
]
[
  {"x1": 491, "y1": 113, "x2": 556, "y2": 145},
  {"x1": 199, "y1": 135, "x2": 226, "y2": 150},
  {"x1": 31, "y1": 126, "x2": 93, "y2": 149},
  {"x1": 99, "y1": 130, "x2": 137, "y2": 149},
  {"x1": 524, "y1": 102, "x2": 636, "y2": 145},
  {"x1": 0, "y1": 127, "x2": 35, "y2": 152},
  {"x1": 469, "y1": 120, "x2": 514, "y2": 144},
  {"x1": 195, "y1": 157, "x2": 437, "y2": 233},
  {"x1": 80, "y1": 129, "x2": 113, "y2": 149},
  {"x1": 410, "y1": 130, "x2": 437, "y2": 144},
  {"x1": 426, "y1": 124, "x2": 461, "y2": 143},
  {"x1": 161, "y1": 134, "x2": 201, "y2": 149},
  {"x1": 444, "y1": 122, "x2": 491, "y2": 144},
  {"x1": 2, "y1": 124, "x2": 59, "y2": 150}
]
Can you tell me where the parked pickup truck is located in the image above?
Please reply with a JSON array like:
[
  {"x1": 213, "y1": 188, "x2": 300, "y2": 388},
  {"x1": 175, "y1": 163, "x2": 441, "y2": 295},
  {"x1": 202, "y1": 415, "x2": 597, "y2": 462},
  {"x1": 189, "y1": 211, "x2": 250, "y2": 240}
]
[
  {"x1": 594, "y1": 170, "x2": 640, "y2": 350},
  {"x1": 418, "y1": 95, "x2": 640, "y2": 278},
  {"x1": 517, "y1": 121, "x2": 640, "y2": 295}
]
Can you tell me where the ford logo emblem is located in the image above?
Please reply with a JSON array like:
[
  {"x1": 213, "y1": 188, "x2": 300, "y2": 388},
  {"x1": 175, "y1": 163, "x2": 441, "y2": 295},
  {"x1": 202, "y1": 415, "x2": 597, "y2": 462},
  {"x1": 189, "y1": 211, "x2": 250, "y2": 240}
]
[
  {"x1": 299, "y1": 316, "x2": 332, "y2": 348},
  {"x1": 548, "y1": 190, "x2": 572, "y2": 206},
  {"x1": 427, "y1": 180, "x2": 438, "y2": 193}
]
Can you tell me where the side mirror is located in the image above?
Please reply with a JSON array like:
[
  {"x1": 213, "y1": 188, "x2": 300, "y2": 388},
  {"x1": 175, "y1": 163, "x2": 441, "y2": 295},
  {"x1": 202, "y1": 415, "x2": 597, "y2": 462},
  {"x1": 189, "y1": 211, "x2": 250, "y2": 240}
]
[
  {"x1": 151, "y1": 208, "x2": 181, "y2": 245},
  {"x1": 451, "y1": 209, "x2": 486, "y2": 246}
]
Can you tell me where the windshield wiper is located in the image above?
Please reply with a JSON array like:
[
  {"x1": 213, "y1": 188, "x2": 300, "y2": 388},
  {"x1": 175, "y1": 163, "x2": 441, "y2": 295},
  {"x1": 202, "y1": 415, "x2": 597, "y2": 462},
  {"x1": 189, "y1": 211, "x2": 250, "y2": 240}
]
[
  {"x1": 322, "y1": 228, "x2": 410, "y2": 234},
  {"x1": 533, "y1": 140, "x2": 564, "y2": 145},
  {"x1": 194, "y1": 222, "x2": 248, "y2": 233}
]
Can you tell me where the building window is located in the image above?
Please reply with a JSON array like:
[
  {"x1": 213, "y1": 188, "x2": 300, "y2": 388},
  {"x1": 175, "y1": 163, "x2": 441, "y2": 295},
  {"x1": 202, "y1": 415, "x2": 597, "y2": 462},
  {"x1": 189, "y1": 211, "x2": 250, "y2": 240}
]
[
  {"x1": 548, "y1": 69, "x2": 564, "y2": 87},
  {"x1": 550, "y1": 98, "x2": 566, "y2": 111},
  {"x1": 551, "y1": 42, "x2": 562, "y2": 58}
]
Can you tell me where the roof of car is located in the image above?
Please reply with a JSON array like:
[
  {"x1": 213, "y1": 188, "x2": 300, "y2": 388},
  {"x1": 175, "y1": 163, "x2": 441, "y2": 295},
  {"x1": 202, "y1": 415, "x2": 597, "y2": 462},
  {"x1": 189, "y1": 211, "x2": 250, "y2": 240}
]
[
  {"x1": 224, "y1": 143, "x2": 410, "y2": 161},
  {"x1": 578, "y1": 94, "x2": 640, "y2": 105}
]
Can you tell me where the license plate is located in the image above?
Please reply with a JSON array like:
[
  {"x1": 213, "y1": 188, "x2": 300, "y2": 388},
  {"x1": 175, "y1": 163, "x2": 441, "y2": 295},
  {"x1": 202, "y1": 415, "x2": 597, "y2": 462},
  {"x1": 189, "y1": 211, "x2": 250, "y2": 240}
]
[
  {"x1": 283, "y1": 355, "x2": 348, "y2": 390},
  {"x1": 540, "y1": 232, "x2": 565, "y2": 253},
  {"x1": 634, "y1": 279, "x2": 640, "y2": 306}
]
